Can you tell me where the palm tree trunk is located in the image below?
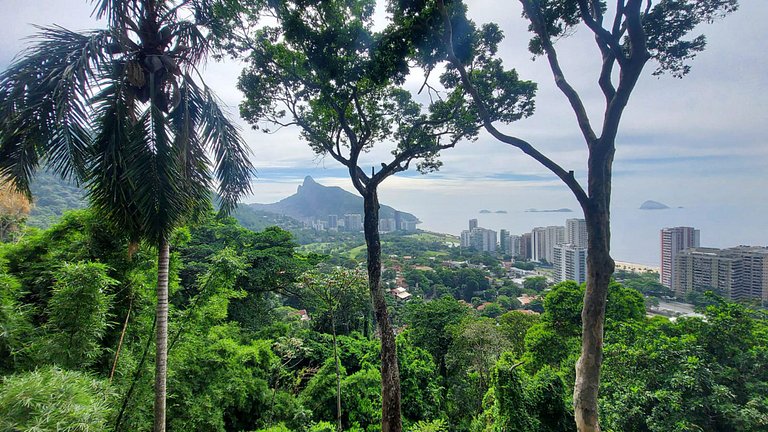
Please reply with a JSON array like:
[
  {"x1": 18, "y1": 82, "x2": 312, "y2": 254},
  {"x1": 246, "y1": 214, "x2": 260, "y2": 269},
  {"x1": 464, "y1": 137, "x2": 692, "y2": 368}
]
[
  {"x1": 154, "y1": 238, "x2": 170, "y2": 432},
  {"x1": 363, "y1": 190, "x2": 401, "y2": 432}
]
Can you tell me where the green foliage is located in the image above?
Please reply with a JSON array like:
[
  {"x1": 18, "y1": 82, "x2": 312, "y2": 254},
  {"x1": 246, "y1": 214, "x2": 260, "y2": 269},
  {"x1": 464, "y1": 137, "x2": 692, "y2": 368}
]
[
  {"x1": 300, "y1": 266, "x2": 371, "y2": 336},
  {"x1": 408, "y1": 419, "x2": 449, "y2": 432},
  {"x1": 497, "y1": 311, "x2": 540, "y2": 357},
  {"x1": 255, "y1": 424, "x2": 293, "y2": 432},
  {"x1": 403, "y1": 296, "x2": 471, "y2": 376},
  {"x1": 343, "y1": 367, "x2": 383, "y2": 431},
  {"x1": 614, "y1": 270, "x2": 671, "y2": 298},
  {"x1": 308, "y1": 421, "x2": 337, "y2": 432},
  {"x1": 0, "y1": 271, "x2": 31, "y2": 373},
  {"x1": 177, "y1": 215, "x2": 313, "y2": 332},
  {"x1": 523, "y1": 322, "x2": 575, "y2": 372},
  {"x1": 42, "y1": 262, "x2": 117, "y2": 369},
  {"x1": 302, "y1": 358, "x2": 347, "y2": 424},
  {"x1": 522, "y1": 276, "x2": 548, "y2": 293},
  {"x1": 600, "y1": 302, "x2": 768, "y2": 431},
  {"x1": 543, "y1": 281, "x2": 584, "y2": 337},
  {"x1": 397, "y1": 332, "x2": 443, "y2": 422},
  {"x1": 0, "y1": 366, "x2": 114, "y2": 431},
  {"x1": 526, "y1": 367, "x2": 574, "y2": 432},
  {"x1": 489, "y1": 352, "x2": 535, "y2": 432}
]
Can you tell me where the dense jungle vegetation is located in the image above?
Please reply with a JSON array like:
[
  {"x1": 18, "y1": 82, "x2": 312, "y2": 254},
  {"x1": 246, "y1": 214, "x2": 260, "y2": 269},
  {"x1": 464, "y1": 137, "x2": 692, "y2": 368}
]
[{"x1": 1, "y1": 210, "x2": 766, "y2": 431}]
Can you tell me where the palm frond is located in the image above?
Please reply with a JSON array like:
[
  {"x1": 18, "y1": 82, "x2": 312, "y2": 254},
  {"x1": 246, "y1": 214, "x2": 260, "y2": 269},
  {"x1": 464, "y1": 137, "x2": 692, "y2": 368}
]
[
  {"x1": 188, "y1": 78, "x2": 254, "y2": 214},
  {"x1": 0, "y1": 26, "x2": 113, "y2": 196},
  {"x1": 168, "y1": 76, "x2": 214, "y2": 215},
  {"x1": 91, "y1": 0, "x2": 140, "y2": 30},
  {"x1": 88, "y1": 79, "x2": 146, "y2": 239},
  {"x1": 169, "y1": 20, "x2": 211, "y2": 71}
]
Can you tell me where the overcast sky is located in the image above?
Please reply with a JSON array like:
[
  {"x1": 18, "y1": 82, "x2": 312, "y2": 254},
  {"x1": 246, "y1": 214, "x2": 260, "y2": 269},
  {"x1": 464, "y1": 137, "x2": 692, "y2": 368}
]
[{"x1": 2, "y1": 0, "x2": 766, "y2": 257}]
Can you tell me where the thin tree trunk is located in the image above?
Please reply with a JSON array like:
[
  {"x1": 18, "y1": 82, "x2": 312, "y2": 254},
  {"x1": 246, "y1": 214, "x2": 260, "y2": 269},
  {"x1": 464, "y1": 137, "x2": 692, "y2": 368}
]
[
  {"x1": 110, "y1": 296, "x2": 133, "y2": 382},
  {"x1": 363, "y1": 190, "x2": 402, "y2": 432},
  {"x1": 331, "y1": 311, "x2": 342, "y2": 432},
  {"x1": 154, "y1": 238, "x2": 170, "y2": 432},
  {"x1": 115, "y1": 315, "x2": 157, "y2": 431},
  {"x1": 573, "y1": 157, "x2": 615, "y2": 432}
]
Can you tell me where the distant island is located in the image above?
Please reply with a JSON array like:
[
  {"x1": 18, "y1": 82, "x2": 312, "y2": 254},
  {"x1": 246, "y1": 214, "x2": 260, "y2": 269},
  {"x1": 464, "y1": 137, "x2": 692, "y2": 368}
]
[
  {"x1": 525, "y1": 208, "x2": 573, "y2": 213},
  {"x1": 495, "y1": 210, "x2": 508, "y2": 214},
  {"x1": 479, "y1": 209, "x2": 492, "y2": 214},
  {"x1": 639, "y1": 200, "x2": 670, "y2": 210}
]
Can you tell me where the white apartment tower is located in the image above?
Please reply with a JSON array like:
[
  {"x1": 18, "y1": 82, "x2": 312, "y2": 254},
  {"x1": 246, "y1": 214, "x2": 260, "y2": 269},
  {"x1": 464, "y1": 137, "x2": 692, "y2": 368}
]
[
  {"x1": 460, "y1": 227, "x2": 497, "y2": 253},
  {"x1": 660, "y1": 226, "x2": 700, "y2": 288},
  {"x1": 506, "y1": 235, "x2": 522, "y2": 258},
  {"x1": 532, "y1": 226, "x2": 565, "y2": 263},
  {"x1": 566, "y1": 218, "x2": 588, "y2": 248},
  {"x1": 553, "y1": 243, "x2": 588, "y2": 284}
]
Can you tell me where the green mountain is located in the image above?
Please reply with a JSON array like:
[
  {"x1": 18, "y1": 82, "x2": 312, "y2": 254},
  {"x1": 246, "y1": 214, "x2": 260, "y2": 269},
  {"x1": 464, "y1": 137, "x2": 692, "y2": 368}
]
[
  {"x1": 28, "y1": 173, "x2": 87, "y2": 228},
  {"x1": 247, "y1": 176, "x2": 420, "y2": 224}
]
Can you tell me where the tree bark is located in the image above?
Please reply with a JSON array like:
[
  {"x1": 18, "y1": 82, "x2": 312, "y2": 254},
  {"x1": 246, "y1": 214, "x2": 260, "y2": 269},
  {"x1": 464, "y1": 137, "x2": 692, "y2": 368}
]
[
  {"x1": 573, "y1": 151, "x2": 615, "y2": 432},
  {"x1": 363, "y1": 189, "x2": 402, "y2": 432},
  {"x1": 154, "y1": 238, "x2": 170, "y2": 432}
]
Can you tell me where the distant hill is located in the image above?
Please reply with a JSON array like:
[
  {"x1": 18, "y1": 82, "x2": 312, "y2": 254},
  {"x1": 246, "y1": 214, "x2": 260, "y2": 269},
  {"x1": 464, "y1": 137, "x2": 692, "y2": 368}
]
[
  {"x1": 248, "y1": 176, "x2": 420, "y2": 223},
  {"x1": 639, "y1": 200, "x2": 670, "y2": 210},
  {"x1": 28, "y1": 173, "x2": 87, "y2": 228}
]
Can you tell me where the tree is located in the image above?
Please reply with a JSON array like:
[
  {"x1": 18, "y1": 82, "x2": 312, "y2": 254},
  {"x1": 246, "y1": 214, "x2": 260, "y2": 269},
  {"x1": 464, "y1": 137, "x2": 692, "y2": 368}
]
[
  {"x1": 43, "y1": 262, "x2": 117, "y2": 369},
  {"x1": 233, "y1": 2, "x2": 535, "y2": 430},
  {"x1": 0, "y1": 182, "x2": 31, "y2": 242},
  {"x1": 523, "y1": 276, "x2": 548, "y2": 293},
  {"x1": 0, "y1": 366, "x2": 115, "y2": 431},
  {"x1": 403, "y1": 296, "x2": 471, "y2": 379},
  {"x1": 0, "y1": 2, "x2": 254, "y2": 430},
  {"x1": 394, "y1": 0, "x2": 739, "y2": 429},
  {"x1": 300, "y1": 267, "x2": 369, "y2": 431}
]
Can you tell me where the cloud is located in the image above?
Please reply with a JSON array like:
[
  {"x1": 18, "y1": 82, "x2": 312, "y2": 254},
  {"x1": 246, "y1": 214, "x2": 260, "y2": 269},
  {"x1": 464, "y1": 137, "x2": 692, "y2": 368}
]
[{"x1": 3, "y1": 1, "x2": 767, "y2": 261}]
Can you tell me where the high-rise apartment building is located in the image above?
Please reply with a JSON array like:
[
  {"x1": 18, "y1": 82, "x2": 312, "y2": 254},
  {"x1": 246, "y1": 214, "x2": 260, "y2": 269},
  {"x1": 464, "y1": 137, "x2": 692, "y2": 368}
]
[
  {"x1": 327, "y1": 214, "x2": 338, "y2": 230},
  {"x1": 507, "y1": 235, "x2": 522, "y2": 258},
  {"x1": 673, "y1": 246, "x2": 768, "y2": 302},
  {"x1": 553, "y1": 243, "x2": 588, "y2": 284},
  {"x1": 460, "y1": 227, "x2": 497, "y2": 253},
  {"x1": 533, "y1": 226, "x2": 565, "y2": 263},
  {"x1": 479, "y1": 228, "x2": 497, "y2": 253},
  {"x1": 460, "y1": 230, "x2": 472, "y2": 248},
  {"x1": 566, "y1": 218, "x2": 588, "y2": 248},
  {"x1": 499, "y1": 229, "x2": 510, "y2": 253},
  {"x1": 469, "y1": 218, "x2": 478, "y2": 231},
  {"x1": 673, "y1": 247, "x2": 741, "y2": 299},
  {"x1": 521, "y1": 233, "x2": 533, "y2": 260},
  {"x1": 660, "y1": 226, "x2": 700, "y2": 288},
  {"x1": 344, "y1": 214, "x2": 363, "y2": 232},
  {"x1": 548, "y1": 225, "x2": 565, "y2": 256},
  {"x1": 532, "y1": 227, "x2": 547, "y2": 262}
]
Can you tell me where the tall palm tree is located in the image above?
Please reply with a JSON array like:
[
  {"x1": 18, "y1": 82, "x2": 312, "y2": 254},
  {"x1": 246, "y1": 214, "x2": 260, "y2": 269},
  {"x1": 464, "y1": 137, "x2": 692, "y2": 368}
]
[{"x1": 0, "y1": 1, "x2": 253, "y2": 430}]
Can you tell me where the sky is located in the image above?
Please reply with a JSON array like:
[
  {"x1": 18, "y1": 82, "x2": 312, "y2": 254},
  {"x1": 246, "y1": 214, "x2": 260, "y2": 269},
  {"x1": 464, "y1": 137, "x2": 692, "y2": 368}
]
[{"x1": 1, "y1": 0, "x2": 766, "y2": 264}]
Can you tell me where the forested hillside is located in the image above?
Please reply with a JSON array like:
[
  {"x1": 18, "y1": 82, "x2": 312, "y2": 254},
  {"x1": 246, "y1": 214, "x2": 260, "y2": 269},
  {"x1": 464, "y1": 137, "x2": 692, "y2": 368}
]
[
  {"x1": 27, "y1": 172, "x2": 87, "y2": 228},
  {"x1": 1, "y1": 211, "x2": 766, "y2": 431}
]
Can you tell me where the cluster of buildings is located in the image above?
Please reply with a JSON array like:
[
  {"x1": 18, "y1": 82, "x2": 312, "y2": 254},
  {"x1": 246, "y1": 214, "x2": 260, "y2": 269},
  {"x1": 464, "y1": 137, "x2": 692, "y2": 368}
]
[
  {"x1": 661, "y1": 226, "x2": 768, "y2": 302},
  {"x1": 460, "y1": 218, "x2": 590, "y2": 284},
  {"x1": 307, "y1": 211, "x2": 418, "y2": 233}
]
